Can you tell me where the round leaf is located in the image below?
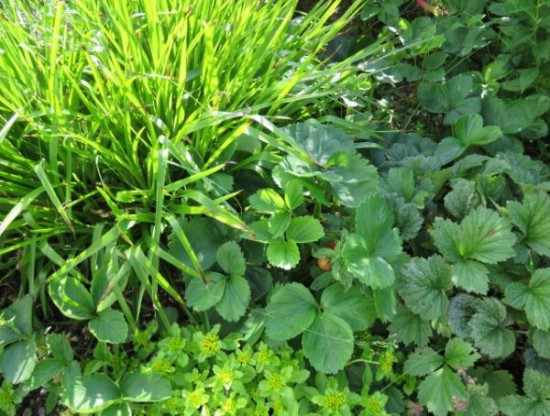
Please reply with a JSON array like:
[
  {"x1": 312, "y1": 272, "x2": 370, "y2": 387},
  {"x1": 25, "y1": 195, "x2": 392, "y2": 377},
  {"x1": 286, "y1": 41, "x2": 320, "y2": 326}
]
[
  {"x1": 302, "y1": 313, "x2": 354, "y2": 374},
  {"x1": 88, "y1": 310, "x2": 128, "y2": 344},
  {"x1": 266, "y1": 240, "x2": 300, "y2": 270},
  {"x1": 265, "y1": 283, "x2": 317, "y2": 340}
]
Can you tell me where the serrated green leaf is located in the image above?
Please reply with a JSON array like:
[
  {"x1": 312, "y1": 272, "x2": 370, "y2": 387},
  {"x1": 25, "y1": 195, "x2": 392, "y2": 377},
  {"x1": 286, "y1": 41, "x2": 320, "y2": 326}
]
[
  {"x1": 524, "y1": 369, "x2": 550, "y2": 400},
  {"x1": 452, "y1": 260, "x2": 489, "y2": 294},
  {"x1": 217, "y1": 241, "x2": 246, "y2": 276},
  {"x1": 215, "y1": 276, "x2": 251, "y2": 322},
  {"x1": 433, "y1": 207, "x2": 516, "y2": 265},
  {"x1": 508, "y1": 193, "x2": 550, "y2": 257},
  {"x1": 445, "y1": 338, "x2": 480, "y2": 370},
  {"x1": 404, "y1": 347, "x2": 445, "y2": 377},
  {"x1": 268, "y1": 211, "x2": 292, "y2": 239},
  {"x1": 185, "y1": 272, "x2": 226, "y2": 312},
  {"x1": 266, "y1": 240, "x2": 300, "y2": 270},
  {"x1": 389, "y1": 306, "x2": 432, "y2": 346},
  {"x1": 284, "y1": 180, "x2": 304, "y2": 211},
  {"x1": 249, "y1": 188, "x2": 286, "y2": 213},
  {"x1": 399, "y1": 256, "x2": 452, "y2": 320},
  {"x1": 27, "y1": 358, "x2": 65, "y2": 391},
  {"x1": 483, "y1": 370, "x2": 517, "y2": 399},
  {"x1": 448, "y1": 294, "x2": 478, "y2": 338},
  {"x1": 498, "y1": 395, "x2": 550, "y2": 416},
  {"x1": 47, "y1": 333, "x2": 73, "y2": 362},
  {"x1": 533, "y1": 329, "x2": 550, "y2": 359},
  {"x1": 1, "y1": 339, "x2": 36, "y2": 384},
  {"x1": 88, "y1": 310, "x2": 128, "y2": 344},
  {"x1": 265, "y1": 283, "x2": 317, "y2": 340},
  {"x1": 320, "y1": 283, "x2": 376, "y2": 331},
  {"x1": 435, "y1": 137, "x2": 465, "y2": 165},
  {"x1": 418, "y1": 367, "x2": 467, "y2": 416},
  {"x1": 469, "y1": 298, "x2": 515, "y2": 358},
  {"x1": 418, "y1": 82, "x2": 451, "y2": 113},
  {"x1": 504, "y1": 269, "x2": 550, "y2": 330},
  {"x1": 455, "y1": 114, "x2": 502, "y2": 147},
  {"x1": 120, "y1": 373, "x2": 172, "y2": 402},
  {"x1": 461, "y1": 384, "x2": 498, "y2": 416},
  {"x1": 373, "y1": 286, "x2": 397, "y2": 322},
  {"x1": 302, "y1": 313, "x2": 354, "y2": 374},
  {"x1": 286, "y1": 216, "x2": 324, "y2": 243},
  {"x1": 62, "y1": 373, "x2": 120, "y2": 413}
]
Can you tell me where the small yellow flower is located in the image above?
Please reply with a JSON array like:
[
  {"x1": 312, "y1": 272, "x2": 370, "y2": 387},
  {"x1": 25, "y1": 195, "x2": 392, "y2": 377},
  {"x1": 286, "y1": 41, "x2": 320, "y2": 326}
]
[
  {"x1": 200, "y1": 331, "x2": 222, "y2": 357},
  {"x1": 323, "y1": 391, "x2": 346, "y2": 412}
]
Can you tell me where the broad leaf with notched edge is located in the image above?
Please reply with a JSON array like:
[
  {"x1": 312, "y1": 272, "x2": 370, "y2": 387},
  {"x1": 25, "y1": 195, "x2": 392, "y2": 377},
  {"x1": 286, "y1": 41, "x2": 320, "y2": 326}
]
[
  {"x1": 389, "y1": 306, "x2": 432, "y2": 346},
  {"x1": 320, "y1": 283, "x2": 376, "y2": 331},
  {"x1": 452, "y1": 260, "x2": 489, "y2": 294},
  {"x1": 505, "y1": 268, "x2": 550, "y2": 330},
  {"x1": 302, "y1": 313, "x2": 354, "y2": 374},
  {"x1": 88, "y1": 310, "x2": 128, "y2": 344},
  {"x1": 215, "y1": 276, "x2": 251, "y2": 322},
  {"x1": 508, "y1": 193, "x2": 550, "y2": 257},
  {"x1": 418, "y1": 367, "x2": 467, "y2": 416},
  {"x1": 284, "y1": 180, "x2": 304, "y2": 211},
  {"x1": 454, "y1": 113, "x2": 502, "y2": 147},
  {"x1": 217, "y1": 241, "x2": 246, "y2": 277},
  {"x1": 469, "y1": 298, "x2": 515, "y2": 358},
  {"x1": 499, "y1": 369, "x2": 550, "y2": 416},
  {"x1": 404, "y1": 347, "x2": 444, "y2": 377},
  {"x1": 533, "y1": 329, "x2": 550, "y2": 359},
  {"x1": 265, "y1": 283, "x2": 317, "y2": 340},
  {"x1": 399, "y1": 256, "x2": 452, "y2": 320},
  {"x1": 266, "y1": 240, "x2": 300, "y2": 270},
  {"x1": 444, "y1": 338, "x2": 480, "y2": 370},
  {"x1": 285, "y1": 216, "x2": 324, "y2": 244},
  {"x1": 185, "y1": 272, "x2": 226, "y2": 312}
]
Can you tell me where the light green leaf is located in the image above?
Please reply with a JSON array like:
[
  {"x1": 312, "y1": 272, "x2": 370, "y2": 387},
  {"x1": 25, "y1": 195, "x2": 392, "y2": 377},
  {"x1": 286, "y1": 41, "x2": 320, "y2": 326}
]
[
  {"x1": 508, "y1": 193, "x2": 550, "y2": 257},
  {"x1": 499, "y1": 395, "x2": 550, "y2": 416},
  {"x1": 185, "y1": 272, "x2": 226, "y2": 312},
  {"x1": 266, "y1": 240, "x2": 300, "y2": 270},
  {"x1": 432, "y1": 218, "x2": 463, "y2": 262},
  {"x1": 533, "y1": 329, "x2": 550, "y2": 359},
  {"x1": 216, "y1": 241, "x2": 246, "y2": 276},
  {"x1": 268, "y1": 211, "x2": 292, "y2": 239},
  {"x1": 373, "y1": 286, "x2": 397, "y2": 322},
  {"x1": 49, "y1": 276, "x2": 95, "y2": 320},
  {"x1": 418, "y1": 367, "x2": 467, "y2": 416},
  {"x1": 215, "y1": 276, "x2": 251, "y2": 322},
  {"x1": 284, "y1": 180, "x2": 304, "y2": 211},
  {"x1": 504, "y1": 269, "x2": 550, "y2": 330},
  {"x1": 302, "y1": 313, "x2": 354, "y2": 374},
  {"x1": 523, "y1": 369, "x2": 550, "y2": 400},
  {"x1": 320, "y1": 283, "x2": 376, "y2": 331},
  {"x1": 249, "y1": 188, "x2": 286, "y2": 213},
  {"x1": 452, "y1": 260, "x2": 489, "y2": 294},
  {"x1": 88, "y1": 310, "x2": 128, "y2": 344},
  {"x1": 27, "y1": 358, "x2": 65, "y2": 391},
  {"x1": 63, "y1": 373, "x2": 120, "y2": 413},
  {"x1": 1, "y1": 339, "x2": 36, "y2": 384},
  {"x1": 469, "y1": 298, "x2": 515, "y2": 358},
  {"x1": 48, "y1": 333, "x2": 74, "y2": 362},
  {"x1": 389, "y1": 306, "x2": 432, "y2": 346},
  {"x1": 404, "y1": 347, "x2": 445, "y2": 377},
  {"x1": 399, "y1": 256, "x2": 452, "y2": 320},
  {"x1": 120, "y1": 373, "x2": 172, "y2": 402},
  {"x1": 101, "y1": 403, "x2": 132, "y2": 416},
  {"x1": 265, "y1": 283, "x2": 317, "y2": 340},
  {"x1": 285, "y1": 216, "x2": 324, "y2": 244},
  {"x1": 444, "y1": 338, "x2": 480, "y2": 370}
]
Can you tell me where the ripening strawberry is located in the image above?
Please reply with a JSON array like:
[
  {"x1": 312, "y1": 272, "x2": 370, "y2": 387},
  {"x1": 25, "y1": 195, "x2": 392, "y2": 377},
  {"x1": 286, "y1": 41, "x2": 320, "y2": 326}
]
[{"x1": 317, "y1": 257, "x2": 332, "y2": 272}]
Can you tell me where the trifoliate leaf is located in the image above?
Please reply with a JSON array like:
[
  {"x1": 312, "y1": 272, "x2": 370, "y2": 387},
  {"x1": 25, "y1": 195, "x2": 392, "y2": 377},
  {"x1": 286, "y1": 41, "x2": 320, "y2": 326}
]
[
  {"x1": 445, "y1": 338, "x2": 480, "y2": 370},
  {"x1": 185, "y1": 272, "x2": 226, "y2": 311},
  {"x1": 508, "y1": 193, "x2": 550, "y2": 257},
  {"x1": 248, "y1": 188, "x2": 286, "y2": 213},
  {"x1": 342, "y1": 234, "x2": 396, "y2": 289},
  {"x1": 266, "y1": 240, "x2": 300, "y2": 270},
  {"x1": 469, "y1": 298, "x2": 515, "y2": 358},
  {"x1": 216, "y1": 241, "x2": 246, "y2": 276},
  {"x1": 448, "y1": 294, "x2": 478, "y2": 338},
  {"x1": 265, "y1": 283, "x2": 317, "y2": 340},
  {"x1": 286, "y1": 216, "x2": 324, "y2": 244},
  {"x1": 284, "y1": 180, "x2": 304, "y2": 211},
  {"x1": 533, "y1": 329, "x2": 550, "y2": 359},
  {"x1": 399, "y1": 256, "x2": 453, "y2": 320},
  {"x1": 454, "y1": 113, "x2": 502, "y2": 147},
  {"x1": 418, "y1": 367, "x2": 467, "y2": 416},
  {"x1": 215, "y1": 276, "x2": 251, "y2": 322},
  {"x1": 444, "y1": 178, "x2": 480, "y2": 219},
  {"x1": 404, "y1": 347, "x2": 445, "y2": 377},
  {"x1": 389, "y1": 198, "x2": 424, "y2": 241},
  {"x1": 88, "y1": 310, "x2": 128, "y2": 344},
  {"x1": 504, "y1": 268, "x2": 550, "y2": 330},
  {"x1": 320, "y1": 283, "x2": 376, "y2": 331},
  {"x1": 452, "y1": 260, "x2": 489, "y2": 294},
  {"x1": 389, "y1": 306, "x2": 432, "y2": 346},
  {"x1": 432, "y1": 207, "x2": 516, "y2": 264},
  {"x1": 302, "y1": 312, "x2": 354, "y2": 374}
]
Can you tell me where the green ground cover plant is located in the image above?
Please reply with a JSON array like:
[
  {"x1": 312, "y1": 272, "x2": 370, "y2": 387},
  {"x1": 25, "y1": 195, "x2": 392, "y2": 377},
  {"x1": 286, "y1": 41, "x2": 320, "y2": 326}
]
[{"x1": 1, "y1": 0, "x2": 550, "y2": 414}]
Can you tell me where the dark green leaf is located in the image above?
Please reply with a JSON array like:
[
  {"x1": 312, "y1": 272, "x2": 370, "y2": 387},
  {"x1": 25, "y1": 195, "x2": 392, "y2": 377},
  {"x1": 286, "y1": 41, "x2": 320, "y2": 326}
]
[
  {"x1": 265, "y1": 283, "x2": 317, "y2": 340},
  {"x1": 185, "y1": 272, "x2": 226, "y2": 312},
  {"x1": 418, "y1": 367, "x2": 467, "y2": 416},
  {"x1": 62, "y1": 373, "x2": 120, "y2": 413},
  {"x1": 216, "y1": 241, "x2": 246, "y2": 276},
  {"x1": 389, "y1": 306, "x2": 432, "y2": 346},
  {"x1": 2, "y1": 295, "x2": 33, "y2": 337},
  {"x1": 508, "y1": 193, "x2": 550, "y2": 257},
  {"x1": 302, "y1": 313, "x2": 354, "y2": 374},
  {"x1": 404, "y1": 347, "x2": 445, "y2": 377},
  {"x1": 320, "y1": 283, "x2": 376, "y2": 331},
  {"x1": 445, "y1": 338, "x2": 480, "y2": 370},
  {"x1": 533, "y1": 329, "x2": 550, "y2": 359},
  {"x1": 469, "y1": 298, "x2": 515, "y2": 358},
  {"x1": 1, "y1": 339, "x2": 36, "y2": 383},
  {"x1": 505, "y1": 269, "x2": 550, "y2": 330}
]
